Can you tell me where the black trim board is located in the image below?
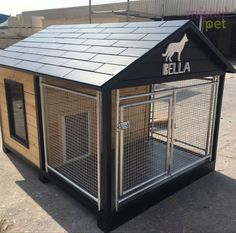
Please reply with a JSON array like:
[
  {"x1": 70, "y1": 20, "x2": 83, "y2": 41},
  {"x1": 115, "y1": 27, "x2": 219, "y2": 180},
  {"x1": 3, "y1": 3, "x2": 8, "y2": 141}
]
[
  {"x1": 98, "y1": 88, "x2": 113, "y2": 232},
  {"x1": 108, "y1": 71, "x2": 224, "y2": 90},
  {"x1": 98, "y1": 160, "x2": 216, "y2": 232},
  {"x1": 45, "y1": 169, "x2": 98, "y2": 213},
  {"x1": 33, "y1": 76, "x2": 46, "y2": 173},
  {"x1": 102, "y1": 21, "x2": 234, "y2": 89}
]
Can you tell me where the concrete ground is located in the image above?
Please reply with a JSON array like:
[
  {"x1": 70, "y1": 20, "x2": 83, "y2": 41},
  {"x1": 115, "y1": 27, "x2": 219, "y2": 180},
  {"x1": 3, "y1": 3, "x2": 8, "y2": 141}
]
[{"x1": 0, "y1": 69, "x2": 236, "y2": 233}]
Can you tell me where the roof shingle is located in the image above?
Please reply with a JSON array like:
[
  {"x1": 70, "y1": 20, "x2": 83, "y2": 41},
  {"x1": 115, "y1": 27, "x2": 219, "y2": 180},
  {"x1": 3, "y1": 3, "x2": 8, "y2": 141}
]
[{"x1": 0, "y1": 20, "x2": 189, "y2": 86}]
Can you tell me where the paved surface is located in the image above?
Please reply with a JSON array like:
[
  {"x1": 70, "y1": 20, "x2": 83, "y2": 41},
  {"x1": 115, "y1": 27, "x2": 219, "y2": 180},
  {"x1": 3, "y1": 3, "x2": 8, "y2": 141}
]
[{"x1": 0, "y1": 70, "x2": 236, "y2": 233}]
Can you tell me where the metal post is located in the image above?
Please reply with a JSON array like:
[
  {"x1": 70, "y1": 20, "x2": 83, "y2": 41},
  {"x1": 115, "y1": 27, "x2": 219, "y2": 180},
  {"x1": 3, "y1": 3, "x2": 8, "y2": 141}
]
[
  {"x1": 115, "y1": 90, "x2": 120, "y2": 211},
  {"x1": 166, "y1": 97, "x2": 173, "y2": 174},
  {"x1": 205, "y1": 79, "x2": 217, "y2": 157},
  {"x1": 209, "y1": 77, "x2": 220, "y2": 160},
  {"x1": 89, "y1": 0, "x2": 92, "y2": 24},
  {"x1": 39, "y1": 78, "x2": 49, "y2": 173},
  {"x1": 150, "y1": 95, "x2": 155, "y2": 138},
  {"x1": 127, "y1": 0, "x2": 130, "y2": 22},
  {"x1": 211, "y1": 75, "x2": 225, "y2": 162},
  {"x1": 96, "y1": 91, "x2": 101, "y2": 211},
  {"x1": 199, "y1": 15, "x2": 203, "y2": 32},
  {"x1": 119, "y1": 106, "x2": 124, "y2": 196},
  {"x1": 169, "y1": 91, "x2": 177, "y2": 174}
]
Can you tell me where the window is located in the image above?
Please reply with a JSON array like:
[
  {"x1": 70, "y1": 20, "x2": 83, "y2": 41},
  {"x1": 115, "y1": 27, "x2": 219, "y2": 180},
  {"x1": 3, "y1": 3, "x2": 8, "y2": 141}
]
[{"x1": 4, "y1": 80, "x2": 28, "y2": 147}]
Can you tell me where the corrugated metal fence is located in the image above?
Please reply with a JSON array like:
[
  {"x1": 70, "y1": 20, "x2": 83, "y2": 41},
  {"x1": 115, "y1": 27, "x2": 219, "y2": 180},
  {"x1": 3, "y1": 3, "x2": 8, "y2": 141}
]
[{"x1": 130, "y1": 0, "x2": 236, "y2": 17}]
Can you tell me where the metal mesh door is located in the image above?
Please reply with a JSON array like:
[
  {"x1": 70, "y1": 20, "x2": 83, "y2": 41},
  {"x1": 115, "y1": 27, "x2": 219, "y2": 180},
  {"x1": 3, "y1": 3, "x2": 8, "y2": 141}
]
[
  {"x1": 41, "y1": 84, "x2": 101, "y2": 204},
  {"x1": 116, "y1": 78, "x2": 219, "y2": 207},
  {"x1": 119, "y1": 95, "x2": 172, "y2": 196}
]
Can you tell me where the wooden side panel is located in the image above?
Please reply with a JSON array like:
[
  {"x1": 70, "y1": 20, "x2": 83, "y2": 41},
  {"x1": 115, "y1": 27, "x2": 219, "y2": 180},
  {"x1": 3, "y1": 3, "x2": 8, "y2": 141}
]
[
  {"x1": 42, "y1": 77, "x2": 97, "y2": 96},
  {"x1": 0, "y1": 68, "x2": 40, "y2": 167}
]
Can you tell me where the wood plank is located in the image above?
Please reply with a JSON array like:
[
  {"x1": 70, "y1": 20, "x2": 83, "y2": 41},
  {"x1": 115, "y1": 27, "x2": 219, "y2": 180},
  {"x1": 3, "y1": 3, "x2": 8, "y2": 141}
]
[
  {"x1": 0, "y1": 68, "x2": 40, "y2": 168},
  {"x1": 4, "y1": 136, "x2": 39, "y2": 166},
  {"x1": 0, "y1": 86, "x2": 37, "y2": 119},
  {"x1": 42, "y1": 77, "x2": 97, "y2": 96},
  {"x1": 0, "y1": 68, "x2": 35, "y2": 94}
]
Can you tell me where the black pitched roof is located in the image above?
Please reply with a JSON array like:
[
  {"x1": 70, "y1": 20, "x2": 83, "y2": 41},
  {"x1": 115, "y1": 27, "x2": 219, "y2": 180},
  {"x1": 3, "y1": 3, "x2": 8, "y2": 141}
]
[{"x1": 0, "y1": 20, "x2": 234, "y2": 88}]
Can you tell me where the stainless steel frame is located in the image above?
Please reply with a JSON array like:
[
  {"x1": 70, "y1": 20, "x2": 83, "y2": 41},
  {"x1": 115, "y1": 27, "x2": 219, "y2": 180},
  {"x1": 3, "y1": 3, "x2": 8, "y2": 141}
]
[
  {"x1": 119, "y1": 95, "x2": 173, "y2": 197},
  {"x1": 40, "y1": 80, "x2": 101, "y2": 208},
  {"x1": 115, "y1": 78, "x2": 219, "y2": 209}
]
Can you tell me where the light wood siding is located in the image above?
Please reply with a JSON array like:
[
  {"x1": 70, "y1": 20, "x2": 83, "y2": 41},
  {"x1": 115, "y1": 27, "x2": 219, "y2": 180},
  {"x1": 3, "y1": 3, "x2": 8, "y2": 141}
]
[{"x1": 0, "y1": 68, "x2": 40, "y2": 167}]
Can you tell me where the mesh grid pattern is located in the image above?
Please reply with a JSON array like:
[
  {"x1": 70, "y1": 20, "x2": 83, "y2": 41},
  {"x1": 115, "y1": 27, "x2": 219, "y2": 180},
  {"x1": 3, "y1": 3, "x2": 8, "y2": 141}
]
[
  {"x1": 118, "y1": 78, "x2": 218, "y2": 198},
  {"x1": 174, "y1": 84, "x2": 214, "y2": 155},
  {"x1": 122, "y1": 99, "x2": 170, "y2": 193},
  {"x1": 42, "y1": 85, "x2": 98, "y2": 199}
]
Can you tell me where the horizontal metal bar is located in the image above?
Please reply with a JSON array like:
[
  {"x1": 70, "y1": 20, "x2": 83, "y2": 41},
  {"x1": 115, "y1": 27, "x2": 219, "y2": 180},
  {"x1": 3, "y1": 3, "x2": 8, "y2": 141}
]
[
  {"x1": 120, "y1": 81, "x2": 218, "y2": 101},
  {"x1": 41, "y1": 83, "x2": 97, "y2": 100},
  {"x1": 48, "y1": 165, "x2": 98, "y2": 203},
  {"x1": 152, "y1": 131, "x2": 205, "y2": 152},
  {"x1": 119, "y1": 156, "x2": 210, "y2": 204},
  {"x1": 122, "y1": 171, "x2": 168, "y2": 195},
  {"x1": 171, "y1": 156, "x2": 210, "y2": 176},
  {"x1": 121, "y1": 95, "x2": 172, "y2": 108}
]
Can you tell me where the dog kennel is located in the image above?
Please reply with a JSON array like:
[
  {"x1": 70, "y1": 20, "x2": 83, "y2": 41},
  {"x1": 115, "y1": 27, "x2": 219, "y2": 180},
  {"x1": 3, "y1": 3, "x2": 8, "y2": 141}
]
[{"x1": 0, "y1": 20, "x2": 234, "y2": 232}]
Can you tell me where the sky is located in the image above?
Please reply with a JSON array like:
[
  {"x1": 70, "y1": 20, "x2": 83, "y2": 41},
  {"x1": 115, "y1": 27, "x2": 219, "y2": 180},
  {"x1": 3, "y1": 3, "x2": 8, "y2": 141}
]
[{"x1": 1, "y1": 0, "x2": 127, "y2": 16}]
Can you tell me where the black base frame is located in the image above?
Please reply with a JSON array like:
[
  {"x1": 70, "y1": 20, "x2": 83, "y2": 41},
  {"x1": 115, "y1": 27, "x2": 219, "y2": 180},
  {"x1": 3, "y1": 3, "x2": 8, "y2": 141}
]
[{"x1": 98, "y1": 160, "x2": 215, "y2": 232}]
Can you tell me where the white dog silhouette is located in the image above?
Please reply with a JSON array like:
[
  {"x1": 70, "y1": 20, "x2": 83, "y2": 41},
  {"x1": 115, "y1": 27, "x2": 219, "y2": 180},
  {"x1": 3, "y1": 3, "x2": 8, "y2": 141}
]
[{"x1": 162, "y1": 34, "x2": 189, "y2": 62}]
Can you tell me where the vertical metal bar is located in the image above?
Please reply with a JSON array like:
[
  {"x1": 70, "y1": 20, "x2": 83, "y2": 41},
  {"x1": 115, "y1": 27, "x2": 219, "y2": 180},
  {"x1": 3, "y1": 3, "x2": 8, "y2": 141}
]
[
  {"x1": 96, "y1": 91, "x2": 101, "y2": 210},
  {"x1": 115, "y1": 90, "x2": 120, "y2": 211},
  {"x1": 211, "y1": 75, "x2": 225, "y2": 162},
  {"x1": 209, "y1": 77, "x2": 220, "y2": 160},
  {"x1": 199, "y1": 15, "x2": 203, "y2": 31},
  {"x1": 166, "y1": 97, "x2": 173, "y2": 174},
  {"x1": 119, "y1": 106, "x2": 124, "y2": 196},
  {"x1": 89, "y1": 0, "x2": 92, "y2": 24},
  {"x1": 150, "y1": 98, "x2": 155, "y2": 138},
  {"x1": 169, "y1": 91, "x2": 177, "y2": 174},
  {"x1": 127, "y1": 0, "x2": 130, "y2": 22},
  {"x1": 39, "y1": 80, "x2": 49, "y2": 173},
  {"x1": 205, "y1": 81, "x2": 217, "y2": 157}
]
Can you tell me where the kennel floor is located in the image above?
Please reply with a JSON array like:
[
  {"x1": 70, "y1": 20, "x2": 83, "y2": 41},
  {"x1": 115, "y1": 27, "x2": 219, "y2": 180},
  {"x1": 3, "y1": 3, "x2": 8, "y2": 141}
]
[
  {"x1": 122, "y1": 139, "x2": 203, "y2": 193},
  {"x1": 49, "y1": 139, "x2": 205, "y2": 199}
]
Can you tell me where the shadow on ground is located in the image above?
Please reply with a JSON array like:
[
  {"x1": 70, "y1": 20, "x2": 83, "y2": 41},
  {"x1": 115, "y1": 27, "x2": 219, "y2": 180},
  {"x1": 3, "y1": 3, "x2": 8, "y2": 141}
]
[
  {"x1": 6, "y1": 152, "x2": 101, "y2": 233},
  {"x1": 6, "y1": 151, "x2": 236, "y2": 233}
]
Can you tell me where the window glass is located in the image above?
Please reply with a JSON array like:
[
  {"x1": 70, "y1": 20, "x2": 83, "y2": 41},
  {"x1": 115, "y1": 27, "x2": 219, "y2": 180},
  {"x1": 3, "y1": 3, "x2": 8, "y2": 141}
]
[{"x1": 5, "y1": 80, "x2": 28, "y2": 147}]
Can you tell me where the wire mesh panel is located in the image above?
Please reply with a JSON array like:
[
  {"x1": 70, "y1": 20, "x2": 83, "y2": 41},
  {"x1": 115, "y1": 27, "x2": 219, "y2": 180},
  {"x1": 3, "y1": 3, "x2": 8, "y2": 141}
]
[
  {"x1": 117, "y1": 77, "x2": 219, "y2": 205},
  {"x1": 41, "y1": 84, "x2": 100, "y2": 202},
  {"x1": 173, "y1": 84, "x2": 215, "y2": 157},
  {"x1": 119, "y1": 96, "x2": 172, "y2": 196}
]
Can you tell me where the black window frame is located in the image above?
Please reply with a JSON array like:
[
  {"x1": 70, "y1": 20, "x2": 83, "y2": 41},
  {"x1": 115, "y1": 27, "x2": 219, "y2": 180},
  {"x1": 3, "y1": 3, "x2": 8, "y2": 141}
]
[{"x1": 4, "y1": 79, "x2": 29, "y2": 148}]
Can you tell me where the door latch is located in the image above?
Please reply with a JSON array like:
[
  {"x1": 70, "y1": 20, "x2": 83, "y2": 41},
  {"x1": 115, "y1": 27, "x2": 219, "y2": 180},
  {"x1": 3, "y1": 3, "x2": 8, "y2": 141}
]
[{"x1": 117, "y1": 121, "x2": 130, "y2": 130}]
